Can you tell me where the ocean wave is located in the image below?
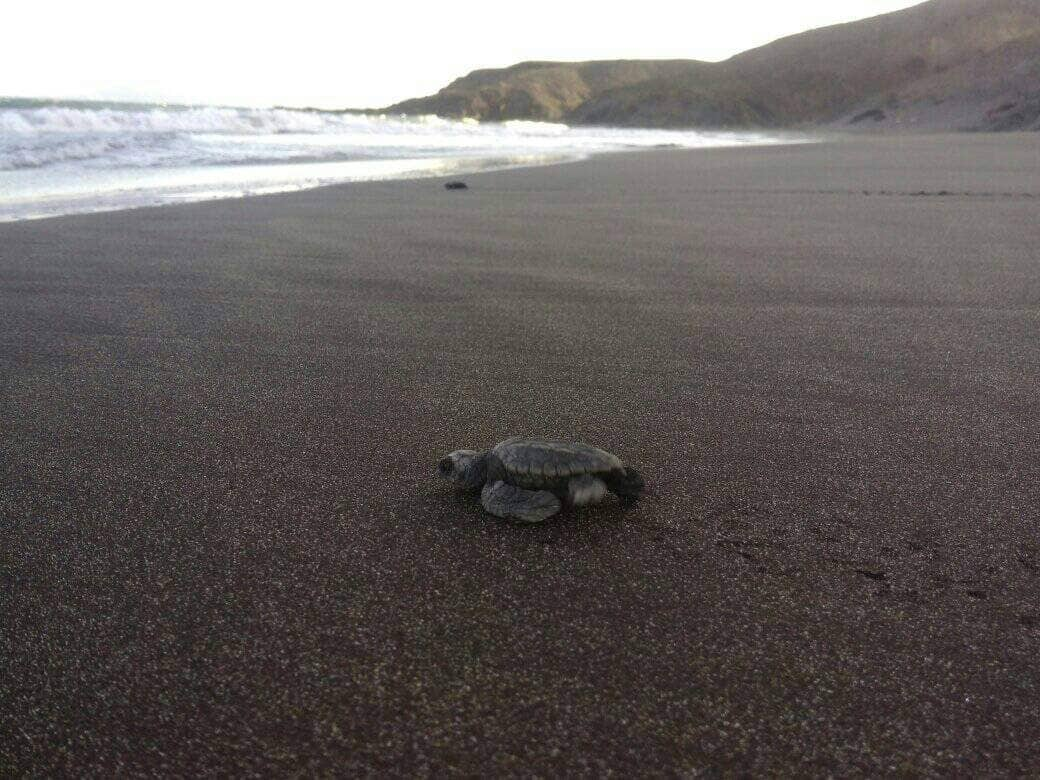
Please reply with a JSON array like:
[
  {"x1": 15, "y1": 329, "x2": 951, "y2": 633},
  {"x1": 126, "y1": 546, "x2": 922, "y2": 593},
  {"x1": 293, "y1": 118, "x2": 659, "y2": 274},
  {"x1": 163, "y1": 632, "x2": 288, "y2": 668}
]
[
  {"x1": 0, "y1": 99, "x2": 803, "y2": 220},
  {"x1": 0, "y1": 106, "x2": 714, "y2": 171},
  {"x1": 0, "y1": 105, "x2": 368, "y2": 135},
  {"x1": 501, "y1": 119, "x2": 570, "y2": 134},
  {"x1": 0, "y1": 103, "x2": 568, "y2": 138},
  {"x1": 0, "y1": 132, "x2": 192, "y2": 170}
]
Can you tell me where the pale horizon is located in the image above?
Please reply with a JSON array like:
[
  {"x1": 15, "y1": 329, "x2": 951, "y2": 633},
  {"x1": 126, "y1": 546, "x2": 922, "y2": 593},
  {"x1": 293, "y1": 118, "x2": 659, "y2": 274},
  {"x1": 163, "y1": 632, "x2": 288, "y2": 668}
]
[{"x1": 2, "y1": 1, "x2": 927, "y2": 110}]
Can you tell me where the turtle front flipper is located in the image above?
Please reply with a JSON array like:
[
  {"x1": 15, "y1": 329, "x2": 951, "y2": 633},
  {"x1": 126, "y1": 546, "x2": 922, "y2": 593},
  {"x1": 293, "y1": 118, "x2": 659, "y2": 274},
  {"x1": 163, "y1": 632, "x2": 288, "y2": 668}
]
[{"x1": 481, "y1": 481, "x2": 561, "y2": 523}]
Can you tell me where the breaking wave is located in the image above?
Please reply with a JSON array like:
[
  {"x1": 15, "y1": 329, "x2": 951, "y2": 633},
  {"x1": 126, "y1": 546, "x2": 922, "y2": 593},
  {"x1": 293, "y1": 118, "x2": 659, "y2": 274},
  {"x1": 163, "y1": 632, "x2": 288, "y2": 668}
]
[
  {"x1": 0, "y1": 98, "x2": 800, "y2": 220},
  {"x1": 1, "y1": 103, "x2": 379, "y2": 136},
  {"x1": 0, "y1": 100, "x2": 789, "y2": 172}
]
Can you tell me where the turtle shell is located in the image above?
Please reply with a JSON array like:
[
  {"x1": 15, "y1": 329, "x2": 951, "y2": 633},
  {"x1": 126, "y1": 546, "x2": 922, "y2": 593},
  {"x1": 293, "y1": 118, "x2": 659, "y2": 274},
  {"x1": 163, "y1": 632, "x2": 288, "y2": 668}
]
[{"x1": 489, "y1": 437, "x2": 623, "y2": 491}]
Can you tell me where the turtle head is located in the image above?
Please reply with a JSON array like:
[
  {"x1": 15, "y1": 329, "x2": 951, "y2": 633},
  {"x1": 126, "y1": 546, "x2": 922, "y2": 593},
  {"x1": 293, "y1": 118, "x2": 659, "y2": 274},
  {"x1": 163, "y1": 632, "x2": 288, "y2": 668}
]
[{"x1": 438, "y1": 449, "x2": 488, "y2": 490}]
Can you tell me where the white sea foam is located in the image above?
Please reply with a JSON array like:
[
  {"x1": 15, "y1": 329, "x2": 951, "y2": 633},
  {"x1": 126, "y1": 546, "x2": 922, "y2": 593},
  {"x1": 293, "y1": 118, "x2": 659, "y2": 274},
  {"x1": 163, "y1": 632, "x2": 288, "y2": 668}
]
[
  {"x1": 1, "y1": 105, "x2": 350, "y2": 136},
  {"x1": 0, "y1": 100, "x2": 803, "y2": 221}
]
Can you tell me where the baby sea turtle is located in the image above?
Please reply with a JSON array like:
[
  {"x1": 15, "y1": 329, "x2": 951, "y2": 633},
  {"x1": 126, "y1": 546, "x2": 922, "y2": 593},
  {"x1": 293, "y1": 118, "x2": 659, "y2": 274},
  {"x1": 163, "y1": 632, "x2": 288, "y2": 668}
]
[{"x1": 438, "y1": 436, "x2": 645, "y2": 523}]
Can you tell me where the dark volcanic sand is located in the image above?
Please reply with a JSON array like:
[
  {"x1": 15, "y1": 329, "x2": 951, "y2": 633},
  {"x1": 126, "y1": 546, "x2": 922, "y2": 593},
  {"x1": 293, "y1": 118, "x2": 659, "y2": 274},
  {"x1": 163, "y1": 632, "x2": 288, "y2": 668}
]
[{"x1": 2, "y1": 134, "x2": 1039, "y2": 776}]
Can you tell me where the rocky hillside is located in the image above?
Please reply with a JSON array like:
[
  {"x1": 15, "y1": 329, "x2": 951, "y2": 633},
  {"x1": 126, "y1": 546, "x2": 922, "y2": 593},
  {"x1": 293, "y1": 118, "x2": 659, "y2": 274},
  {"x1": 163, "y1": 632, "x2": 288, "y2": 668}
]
[
  {"x1": 385, "y1": 60, "x2": 707, "y2": 123},
  {"x1": 383, "y1": 0, "x2": 1040, "y2": 131}
]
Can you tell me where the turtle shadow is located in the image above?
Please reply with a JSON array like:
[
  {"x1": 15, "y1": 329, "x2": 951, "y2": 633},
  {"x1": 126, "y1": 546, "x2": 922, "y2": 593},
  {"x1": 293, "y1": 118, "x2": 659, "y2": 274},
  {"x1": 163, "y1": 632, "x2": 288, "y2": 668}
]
[{"x1": 396, "y1": 482, "x2": 639, "y2": 550}]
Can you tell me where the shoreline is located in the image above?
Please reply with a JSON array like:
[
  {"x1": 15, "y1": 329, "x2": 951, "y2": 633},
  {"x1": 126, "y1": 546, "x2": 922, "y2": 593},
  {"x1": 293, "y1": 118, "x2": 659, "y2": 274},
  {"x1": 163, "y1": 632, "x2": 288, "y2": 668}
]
[
  {"x1": 5, "y1": 129, "x2": 1034, "y2": 226},
  {"x1": 0, "y1": 151, "x2": 589, "y2": 225},
  {"x1": 2, "y1": 133, "x2": 1039, "y2": 774},
  {"x1": 0, "y1": 104, "x2": 803, "y2": 224}
]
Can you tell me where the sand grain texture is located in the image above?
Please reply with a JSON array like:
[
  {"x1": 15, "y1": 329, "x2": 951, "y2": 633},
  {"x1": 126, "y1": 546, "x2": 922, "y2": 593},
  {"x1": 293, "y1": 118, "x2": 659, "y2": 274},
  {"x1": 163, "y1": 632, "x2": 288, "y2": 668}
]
[{"x1": 2, "y1": 134, "x2": 1039, "y2": 775}]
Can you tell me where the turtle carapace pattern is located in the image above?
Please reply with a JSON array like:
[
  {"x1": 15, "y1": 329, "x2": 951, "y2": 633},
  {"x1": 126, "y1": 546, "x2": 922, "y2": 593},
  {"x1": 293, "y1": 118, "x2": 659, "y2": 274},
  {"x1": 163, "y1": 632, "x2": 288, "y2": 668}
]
[{"x1": 438, "y1": 436, "x2": 645, "y2": 523}]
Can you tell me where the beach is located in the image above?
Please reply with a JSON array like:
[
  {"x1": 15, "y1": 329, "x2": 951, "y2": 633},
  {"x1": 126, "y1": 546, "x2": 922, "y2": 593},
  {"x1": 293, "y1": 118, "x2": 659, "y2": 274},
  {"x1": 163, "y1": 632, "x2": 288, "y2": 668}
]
[{"x1": 2, "y1": 133, "x2": 1039, "y2": 774}]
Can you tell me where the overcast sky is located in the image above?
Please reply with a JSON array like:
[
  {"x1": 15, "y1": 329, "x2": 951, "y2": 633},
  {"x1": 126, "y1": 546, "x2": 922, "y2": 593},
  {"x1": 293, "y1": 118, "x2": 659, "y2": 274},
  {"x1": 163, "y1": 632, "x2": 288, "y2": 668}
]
[{"x1": 2, "y1": 1, "x2": 926, "y2": 109}]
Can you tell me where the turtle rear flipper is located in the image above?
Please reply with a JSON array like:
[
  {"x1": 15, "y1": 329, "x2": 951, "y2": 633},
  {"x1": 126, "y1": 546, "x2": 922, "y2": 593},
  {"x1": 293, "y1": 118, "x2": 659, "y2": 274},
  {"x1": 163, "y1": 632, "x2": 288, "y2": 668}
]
[
  {"x1": 481, "y1": 481, "x2": 561, "y2": 523},
  {"x1": 604, "y1": 467, "x2": 645, "y2": 503},
  {"x1": 568, "y1": 475, "x2": 608, "y2": 506}
]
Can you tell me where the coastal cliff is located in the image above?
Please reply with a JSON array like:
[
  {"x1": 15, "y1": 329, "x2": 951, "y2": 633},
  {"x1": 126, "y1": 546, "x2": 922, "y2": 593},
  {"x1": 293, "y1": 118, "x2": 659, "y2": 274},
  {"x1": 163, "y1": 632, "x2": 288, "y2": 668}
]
[{"x1": 384, "y1": 0, "x2": 1040, "y2": 131}]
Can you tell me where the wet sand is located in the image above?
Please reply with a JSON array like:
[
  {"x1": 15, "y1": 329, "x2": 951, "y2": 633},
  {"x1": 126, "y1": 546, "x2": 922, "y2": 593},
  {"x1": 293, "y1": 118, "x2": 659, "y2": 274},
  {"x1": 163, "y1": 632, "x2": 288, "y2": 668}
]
[{"x1": 2, "y1": 133, "x2": 1039, "y2": 775}]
